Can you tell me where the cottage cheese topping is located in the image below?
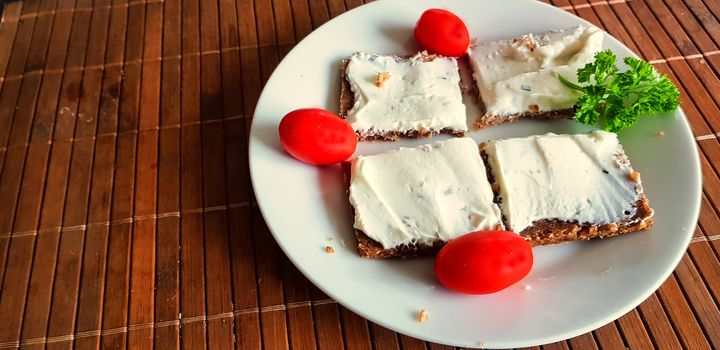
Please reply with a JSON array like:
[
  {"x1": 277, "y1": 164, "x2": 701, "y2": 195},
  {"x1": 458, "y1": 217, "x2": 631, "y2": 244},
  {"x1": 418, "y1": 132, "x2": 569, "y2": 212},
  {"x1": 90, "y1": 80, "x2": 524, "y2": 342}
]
[
  {"x1": 468, "y1": 26, "x2": 604, "y2": 116},
  {"x1": 484, "y1": 130, "x2": 644, "y2": 233},
  {"x1": 349, "y1": 138, "x2": 502, "y2": 249},
  {"x1": 345, "y1": 52, "x2": 467, "y2": 134}
]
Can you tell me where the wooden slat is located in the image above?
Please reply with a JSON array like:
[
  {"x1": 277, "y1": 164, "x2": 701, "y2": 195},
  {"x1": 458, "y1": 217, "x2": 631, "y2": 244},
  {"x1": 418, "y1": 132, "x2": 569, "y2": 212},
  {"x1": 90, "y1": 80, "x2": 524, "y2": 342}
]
[
  {"x1": 615, "y1": 309, "x2": 654, "y2": 350},
  {"x1": 0, "y1": 0, "x2": 64, "y2": 344},
  {"x1": 340, "y1": 308, "x2": 372, "y2": 350},
  {"x1": 154, "y1": 0, "x2": 181, "y2": 347},
  {"x1": 637, "y1": 294, "x2": 683, "y2": 349},
  {"x1": 19, "y1": 3, "x2": 86, "y2": 348},
  {"x1": 200, "y1": 11, "x2": 235, "y2": 339},
  {"x1": 370, "y1": 323, "x2": 400, "y2": 350},
  {"x1": 70, "y1": 3, "x2": 115, "y2": 350},
  {"x1": 0, "y1": 0, "x2": 44, "y2": 283},
  {"x1": 282, "y1": 258, "x2": 317, "y2": 349},
  {"x1": 399, "y1": 334, "x2": 427, "y2": 350},
  {"x1": 254, "y1": 214, "x2": 289, "y2": 348},
  {"x1": 593, "y1": 322, "x2": 627, "y2": 350},
  {"x1": 43, "y1": 1, "x2": 103, "y2": 349},
  {"x1": 126, "y1": 1, "x2": 161, "y2": 348},
  {"x1": 313, "y1": 303, "x2": 344, "y2": 350},
  {"x1": 99, "y1": 0, "x2": 143, "y2": 348},
  {"x1": 541, "y1": 341, "x2": 569, "y2": 350},
  {"x1": 307, "y1": 0, "x2": 330, "y2": 29},
  {"x1": 674, "y1": 254, "x2": 720, "y2": 347},
  {"x1": 179, "y1": 0, "x2": 207, "y2": 345},
  {"x1": 567, "y1": 333, "x2": 598, "y2": 350},
  {"x1": 0, "y1": 2, "x2": 24, "y2": 84}
]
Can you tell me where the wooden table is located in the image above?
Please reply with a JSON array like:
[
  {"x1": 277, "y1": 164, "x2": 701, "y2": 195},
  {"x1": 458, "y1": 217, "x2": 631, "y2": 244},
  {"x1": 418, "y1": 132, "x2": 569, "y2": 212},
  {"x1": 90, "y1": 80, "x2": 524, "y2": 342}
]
[{"x1": 0, "y1": 0, "x2": 719, "y2": 349}]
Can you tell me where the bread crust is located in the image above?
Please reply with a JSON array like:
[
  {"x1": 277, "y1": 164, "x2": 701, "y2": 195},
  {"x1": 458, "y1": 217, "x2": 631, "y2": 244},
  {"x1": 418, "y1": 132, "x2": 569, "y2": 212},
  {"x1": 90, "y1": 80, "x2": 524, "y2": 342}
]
[
  {"x1": 520, "y1": 197, "x2": 653, "y2": 246},
  {"x1": 339, "y1": 54, "x2": 467, "y2": 141},
  {"x1": 475, "y1": 109, "x2": 575, "y2": 129}
]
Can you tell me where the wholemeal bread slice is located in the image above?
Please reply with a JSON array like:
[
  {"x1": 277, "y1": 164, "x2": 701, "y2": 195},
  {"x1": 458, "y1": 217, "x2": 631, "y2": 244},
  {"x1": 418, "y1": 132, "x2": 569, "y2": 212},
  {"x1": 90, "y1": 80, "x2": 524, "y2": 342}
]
[
  {"x1": 344, "y1": 138, "x2": 503, "y2": 258},
  {"x1": 467, "y1": 26, "x2": 603, "y2": 128},
  {"x1": 339, "y1": 52, "x2": 468, "y2": 141},
  {"x1": 482, "y1": 130, "x2": 653, "y2": 246}
]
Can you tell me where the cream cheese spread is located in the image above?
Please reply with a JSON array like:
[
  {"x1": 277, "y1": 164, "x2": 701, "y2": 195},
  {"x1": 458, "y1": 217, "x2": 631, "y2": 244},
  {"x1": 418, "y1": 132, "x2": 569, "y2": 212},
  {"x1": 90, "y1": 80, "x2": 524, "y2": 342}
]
[
  {"x1": 345, "y1": 52, "x2": 467, "y2": 134},
  {"x1": 484, "y1": 130, "x2": 644, "y2": 233},
  {"x1": 468, "y1": 26, "x2": 604, "y2": 116},
  {"x1": 349, "y1": 138, "x2": 502, "y2": 249}
]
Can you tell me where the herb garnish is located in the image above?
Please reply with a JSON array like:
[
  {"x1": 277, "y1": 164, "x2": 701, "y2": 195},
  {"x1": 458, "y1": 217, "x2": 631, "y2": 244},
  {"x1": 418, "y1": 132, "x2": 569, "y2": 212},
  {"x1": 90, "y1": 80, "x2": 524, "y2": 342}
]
[{"x1": 559, "y1": 49, "x2": 680, "y2": 132}]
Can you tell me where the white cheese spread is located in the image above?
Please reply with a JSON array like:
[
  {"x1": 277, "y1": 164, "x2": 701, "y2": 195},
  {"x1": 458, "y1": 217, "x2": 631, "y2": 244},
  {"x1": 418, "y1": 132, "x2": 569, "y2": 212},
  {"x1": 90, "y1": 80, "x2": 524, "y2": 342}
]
[
  {"x1": 484, "y1": 130, "x2": 644, "y2": 233},
  {"x1": 468, "y1": 26, "x2": 604, "y2": 116},
  {"x1": 349, "y1": 138, "x2": 502, "y2": 249},
  {"x1": 345, "y1": 52, "x2": 467, "y2": 135}
]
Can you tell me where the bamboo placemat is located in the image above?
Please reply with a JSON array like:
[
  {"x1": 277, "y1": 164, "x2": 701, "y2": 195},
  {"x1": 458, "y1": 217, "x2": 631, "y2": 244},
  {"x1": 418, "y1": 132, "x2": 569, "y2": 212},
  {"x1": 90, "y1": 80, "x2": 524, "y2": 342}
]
[{"x1": 0, "y1": 0, "x2": 718, "y2": 349}]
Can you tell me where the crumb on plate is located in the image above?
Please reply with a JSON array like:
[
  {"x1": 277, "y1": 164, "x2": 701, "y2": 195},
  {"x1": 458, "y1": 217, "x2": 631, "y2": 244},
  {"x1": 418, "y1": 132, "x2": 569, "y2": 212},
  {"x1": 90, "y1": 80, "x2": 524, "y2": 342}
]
[
  {"x1": 325, "y1": 246, "x2": 335, "y2": 254},
  {"x1": 417, "y1": 308, "x2": 429, "y2": 322}
]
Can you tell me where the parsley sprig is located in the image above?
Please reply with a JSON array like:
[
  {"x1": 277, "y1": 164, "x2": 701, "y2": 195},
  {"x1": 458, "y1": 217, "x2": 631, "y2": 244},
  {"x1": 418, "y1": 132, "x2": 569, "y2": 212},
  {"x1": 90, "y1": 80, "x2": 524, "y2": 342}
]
[{"x1": 558, "y1": 49, "x2": 680, "y2": 132}]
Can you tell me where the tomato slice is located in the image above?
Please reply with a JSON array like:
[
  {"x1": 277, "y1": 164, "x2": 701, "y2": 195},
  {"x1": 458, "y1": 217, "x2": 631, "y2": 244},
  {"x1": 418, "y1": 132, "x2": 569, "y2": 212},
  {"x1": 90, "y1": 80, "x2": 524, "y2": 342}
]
[
  {"x1": 278, "y1": 108, "x2": 357, "y2": 165},
  {"x1": 434, "y1": 230, "x2": 533, "y2": 294},
  {"x1": 414, "y1": 9, "x2": 470, "y2": 57}
]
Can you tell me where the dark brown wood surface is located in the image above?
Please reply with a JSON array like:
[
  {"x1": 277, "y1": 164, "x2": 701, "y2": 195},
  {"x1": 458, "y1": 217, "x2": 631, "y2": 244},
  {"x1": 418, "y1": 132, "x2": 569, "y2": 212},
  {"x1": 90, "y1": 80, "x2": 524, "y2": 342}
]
[{"x1": 0, "y1": 0, "x2": 719, "y2": 349}]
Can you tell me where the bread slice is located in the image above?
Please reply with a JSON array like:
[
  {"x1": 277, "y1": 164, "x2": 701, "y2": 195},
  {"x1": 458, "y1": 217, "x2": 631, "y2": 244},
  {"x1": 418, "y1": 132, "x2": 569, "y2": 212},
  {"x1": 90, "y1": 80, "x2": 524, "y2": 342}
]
[
  {"x1": 339, "y1": 52, "x2": 468, "y2": 141},
  {"x1": 344, "y1": 138, "x2": 503, "y2": 258},
  {"x1": 482, "y1": 131, "x2": 653, "y2": 246},
  {"x1": 468, "y1": 26, "x2": 603, "y2": 128}
]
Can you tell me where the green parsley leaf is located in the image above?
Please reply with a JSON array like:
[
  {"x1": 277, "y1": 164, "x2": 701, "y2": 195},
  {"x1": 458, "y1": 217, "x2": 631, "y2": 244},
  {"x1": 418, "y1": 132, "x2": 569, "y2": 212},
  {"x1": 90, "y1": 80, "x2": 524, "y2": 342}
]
[{"x1": 558, "y1": 49, "x2": 680, "y2": 132}]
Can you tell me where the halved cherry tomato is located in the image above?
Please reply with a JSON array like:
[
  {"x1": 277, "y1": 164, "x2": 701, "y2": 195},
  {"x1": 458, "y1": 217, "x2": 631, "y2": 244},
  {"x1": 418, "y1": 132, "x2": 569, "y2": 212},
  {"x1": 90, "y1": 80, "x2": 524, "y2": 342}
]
[
  {"x1": 414, "y1": 9, "x2": 470, "y2": 57},
  {"x1": 278, "y1": 108, "x2": 357, "y2": 165},
  {"x1": 434, "y1": 230, "x2": 533, "y2": 294}
]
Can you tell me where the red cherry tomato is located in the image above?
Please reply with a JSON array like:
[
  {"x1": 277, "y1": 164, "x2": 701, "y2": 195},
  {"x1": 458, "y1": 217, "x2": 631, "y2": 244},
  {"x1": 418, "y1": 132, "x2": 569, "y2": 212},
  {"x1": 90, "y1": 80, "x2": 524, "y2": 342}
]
[
  {"x1": 278, "y1": 108, "x2": 357, "y2": 165},
  {"x1": 414, "y1": 9, "x2": 470, "y2": 57},
  {"x1": 434, "y1": 230, "x2": 533, "y2": 294}
]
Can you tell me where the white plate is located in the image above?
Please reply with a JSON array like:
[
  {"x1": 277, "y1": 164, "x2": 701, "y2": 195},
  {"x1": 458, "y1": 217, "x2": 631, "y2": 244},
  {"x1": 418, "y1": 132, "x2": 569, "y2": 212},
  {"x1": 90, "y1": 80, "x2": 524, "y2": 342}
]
[{"x1": 249, "y1": 0, "x2": 702, "y2": 348}]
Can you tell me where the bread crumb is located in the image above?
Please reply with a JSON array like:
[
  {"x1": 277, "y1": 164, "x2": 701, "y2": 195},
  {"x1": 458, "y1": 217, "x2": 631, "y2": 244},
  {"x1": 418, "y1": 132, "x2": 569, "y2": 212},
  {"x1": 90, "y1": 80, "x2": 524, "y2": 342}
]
[
  {"x1": 655, "y1": 131, "x2": 665, "y2": 136},
  {"x1": 417, "y1": 309, "x2": 429, "y2": 322},
  {"x1": 528, "y1": 104, "x2": 539, "y2": 113},
  {"x1": 513, "y1": 34, "x2": 536, "y2": 51},
  {"x1": 375, "y1": 72, "x2": 391, "y2": 87},
  {"x1": 325, "y1": 246, "x2": 335, "y2": 254},
  {"x1": 629, "y1": 171, "x2": 640, "y2": 182},
  {"x1": 601, "y1": 267, "x2": 612, "y2": 274}
]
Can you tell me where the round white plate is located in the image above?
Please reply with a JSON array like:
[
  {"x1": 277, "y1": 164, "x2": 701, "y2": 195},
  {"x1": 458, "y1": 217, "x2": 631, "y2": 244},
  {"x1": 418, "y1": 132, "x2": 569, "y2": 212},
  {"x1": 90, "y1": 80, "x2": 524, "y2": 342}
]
[{"x1": 249, "y1": 0, "x2": 702, "y2": 348}]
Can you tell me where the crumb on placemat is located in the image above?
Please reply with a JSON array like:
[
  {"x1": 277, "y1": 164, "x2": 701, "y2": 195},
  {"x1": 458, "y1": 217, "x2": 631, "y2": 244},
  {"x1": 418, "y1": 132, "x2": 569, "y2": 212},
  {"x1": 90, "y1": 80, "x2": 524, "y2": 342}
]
[
  {"x1": 655, "y1": 131, "x2": 665, "y2": 136},
  {"x1": 417, "y1": 308, "x2": 429, "y2": 322}
]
